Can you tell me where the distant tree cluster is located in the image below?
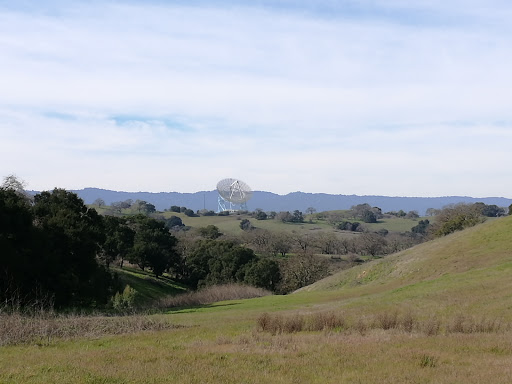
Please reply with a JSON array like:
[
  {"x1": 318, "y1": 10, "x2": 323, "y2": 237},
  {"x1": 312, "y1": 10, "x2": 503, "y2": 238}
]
[
  {"x1": 385, "y1": 209, "x2": 419, "y2": 219},
  {"x1": 276, "y1": 210, "x2": 304, "y2": 223},
  {"x1": 176, "y1": 238, "x2": 280, "y2": 291},
  {"x1": 350, "y1": 204, "x2": 382, "y2": 223}
]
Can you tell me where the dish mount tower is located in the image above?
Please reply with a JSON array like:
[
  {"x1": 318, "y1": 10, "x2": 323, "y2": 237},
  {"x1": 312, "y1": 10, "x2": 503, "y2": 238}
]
[{"x1": 216, "y1": 178, "x2": 253, "y2": 212}]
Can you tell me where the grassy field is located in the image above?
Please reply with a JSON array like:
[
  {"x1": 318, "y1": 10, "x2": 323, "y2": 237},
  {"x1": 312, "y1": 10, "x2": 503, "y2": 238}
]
[
  {"x1": 2, "y1": 217, "x2": 512, "y2": 383},
  {"x1": 94, "y1": 205, "x2": 424, "y2": 237},
  {"x1": 161, "y1": 210, "x2": 424, "y2": 238}
]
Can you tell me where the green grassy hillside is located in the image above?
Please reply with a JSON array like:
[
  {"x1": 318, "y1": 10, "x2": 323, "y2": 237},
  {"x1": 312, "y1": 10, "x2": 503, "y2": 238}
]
[
  {"x1": 115, "y1": 267, "x2": 188, "y2": 305},
  {"x1": 3, "y1": 217, "x2": 512, "y2": 383},
  {"x1": 163, "y1": 210, "x2": 423, "y2": 237},
  {"x1": 296, "y1": 215, "x2": 512, "y2": 318}
]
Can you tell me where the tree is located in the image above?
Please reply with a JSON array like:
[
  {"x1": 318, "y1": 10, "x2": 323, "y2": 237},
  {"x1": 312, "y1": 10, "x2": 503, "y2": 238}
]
[
  {"x1": 405, "y1": 210, "x2": 420, "y2": 219},
  {"x1": 269, "y1": 232, "x2": 292, "y2": 257},
  {"x1": 133, "y1": 200, "x2": 156, "y2": 214},
  {"x1": 279, "y1": 254, "x2": 329, "y2": 293},
  {"x1": 411, "y1": 219, "x2": 430, "y2": 235},
  {"x1": 198, "y1": 225, "x2": 223, "y2": 239},
  {"x1": 170, "y1": 205, "x2": 181, "y2": 213},
  {"x1": 509, "y1": 204, "x2": 512, "y2": 216},
  {"x1": 306, "y1": 207, "x2": 316, "y2": 215},
  {"x1": 184, "y1": 240, "x2": 258, "y2": 288},
  {"x1": 32, "y1": 189, "x2": 113, "y2": 307},
  {"x1": 362, "y1": 210, "x2": 377, "y2": 223},
  {"x1": 426, "y1": 208, "x2": 439, "y2": 216},
  {"x1": 255, "y1": 210, "x2": 267, "y2": 220},
  {"x1": 276, "y1": 211, "x2": 293, "y2": 222},
  {"x1": 129, "y1": 215, "x2": 178, "y2": 278},
  {"x1": 102, "y1": 216, "x2": 135, "y2": 268},
  {"x1": 244, "y1": 258, "x2": 281, "y2": 291},
  {"x1": 357, "y1": 233, "x2": 387, "y2": 257},
  {"x1": 431, "y1": 203, "x2": 483, "y2": 237},
  {"x1": 479, "y1": 204, "x2": 505, "y2": 217},
  {"x1": 93, "y1": 198, "x2": 106, "y2": 207},
  {"x1": 240, "y1": 219, "x2": 253, "y2": 231},
  {"x1": 350, "y1": 203, "x2": 371, "y2": 219},
  {"x1": 165, "y1": 216, "x2": 184, "y2": 229},
  {"x1": 184, "y1": 209, "x2": 196, "y2": 217},
  {"x1": 292, "y1": 210, "x2": 304, "y2": 223},
  {"x1": 0, "y1": 187, "x2": 38, "y2": 305}
]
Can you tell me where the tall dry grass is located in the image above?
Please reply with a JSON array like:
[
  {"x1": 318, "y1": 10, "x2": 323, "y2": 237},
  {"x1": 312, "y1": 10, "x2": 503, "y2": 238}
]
[
  {"x1": 158, "y1": 284, "x2": 271, "y2": 309},
  {"x1": 257, "y1": 310, "x2": 509, "y2": 336},
  {"x1": 0, "y1": 311, "x2": 176, "y2": 346}
]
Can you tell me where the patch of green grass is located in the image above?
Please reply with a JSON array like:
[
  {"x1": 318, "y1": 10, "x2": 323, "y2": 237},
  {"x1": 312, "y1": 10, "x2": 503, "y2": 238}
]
[{"x1": 114, "y1": 267, "x2": 188, "y2": 305}]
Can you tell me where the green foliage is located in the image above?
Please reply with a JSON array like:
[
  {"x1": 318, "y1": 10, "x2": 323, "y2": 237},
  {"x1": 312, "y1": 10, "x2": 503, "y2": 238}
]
[
  {"x1": 165, "y1": 215, "x2": 184, "y2": 229},
  {"x1": 480, "y1": 204, "x2": 505, "y2": 217},
  {"x1": 111, "y1": 285, "x2": 137, "y2": 311},
  {"x1": 182, "y1": 239, "x2": 275, "y2": 290},
  {"x1": 240, "y1": 219, "x2": 252, "y2": 231},
  {"x1": 254, "y1": 210, "x2": 267, "y2": 220},
  {"x1": 169, "y1": 205, "x2": 181, "y2": 213},
  {"x1": 362, "y1": 210, "x2": 377, "y2": 223},
  {"x1": 102, "y1": 216, "x2": 135, "y2": 268},
  {"x1": 336, "y1": 221, "x2": 362, "y2": 231},
  {"x1": 198, "y1": 225, "x2": 222, "y2": 239},
  {"x1": 0, "y1": 187, "x2": 117, "y2": 308},
  {"x1": 133, "y1": 200, "x2": 156, "y2": 214},
  {"x1": 292, "y1": 210, "x2": 304, "y2": 223},
  {"x1": 276, "y1": 210, "x2": 304, "y2": 223},
  {"x1": 412, "y1": 219, "x2": 430, "y2": 234},
  {"x1": 432, "y1": 204, "x2": 484, "y2": 237},
  {"x1": 129, "y1": 215, "x2": 178, "y2": 278},
  {"x1": 184, "y1": 208, "x2": 196, "y2": 217},
  {"x1": 244, "y1": 258, "x2": 281, "y2": 291}
]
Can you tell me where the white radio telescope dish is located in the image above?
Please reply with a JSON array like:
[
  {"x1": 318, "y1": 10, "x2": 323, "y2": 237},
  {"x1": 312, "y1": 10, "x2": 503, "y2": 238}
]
[{"x1": 216, "y1": 178, "x2": 253, "y2": 212}]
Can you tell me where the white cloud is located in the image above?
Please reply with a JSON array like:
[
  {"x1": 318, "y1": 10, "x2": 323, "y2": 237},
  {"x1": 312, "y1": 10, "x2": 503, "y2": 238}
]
[{"x1": 1, "y1": 1, "x2": 512, "y2": 196}]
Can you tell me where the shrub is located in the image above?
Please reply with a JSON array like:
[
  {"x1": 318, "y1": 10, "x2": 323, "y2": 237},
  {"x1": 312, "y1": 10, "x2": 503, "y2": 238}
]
[{"x1": 112, "y1": 285, "x2": 137, "y2": 311}]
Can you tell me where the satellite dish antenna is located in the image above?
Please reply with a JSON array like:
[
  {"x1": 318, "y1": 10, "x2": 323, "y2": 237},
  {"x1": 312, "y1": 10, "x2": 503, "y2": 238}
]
[{"x1": 216, "y1": 178, "x2": 253, "y2": 212}]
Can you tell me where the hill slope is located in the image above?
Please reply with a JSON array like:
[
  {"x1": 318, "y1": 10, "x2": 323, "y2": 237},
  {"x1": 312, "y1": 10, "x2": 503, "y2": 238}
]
[
  {"x1": 297, "y1": 215, "x2": 512, "y2": 318},
  {"x1": 3, "y1": 217, "x2": 512, "y2": 384}
]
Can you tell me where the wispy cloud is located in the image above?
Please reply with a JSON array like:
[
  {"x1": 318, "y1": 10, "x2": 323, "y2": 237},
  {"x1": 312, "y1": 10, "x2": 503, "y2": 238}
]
[{"x1": 1, "y1": 1, "x2": 511, "y2": 196}]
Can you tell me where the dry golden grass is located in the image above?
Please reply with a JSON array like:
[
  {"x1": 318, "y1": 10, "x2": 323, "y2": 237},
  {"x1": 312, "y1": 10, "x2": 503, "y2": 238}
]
[
  {"x1": 256, "y1": 310, "x2": 509, "y2": 337},
  {"x1": 0, "y1": 311, "x2": 176, "y2": 346},
  {"x1": 158, "y1": 283, "x2": 271, "y2": 308}
]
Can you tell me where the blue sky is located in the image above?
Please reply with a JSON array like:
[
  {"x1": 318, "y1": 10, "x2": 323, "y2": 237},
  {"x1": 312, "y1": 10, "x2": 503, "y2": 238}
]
[{"x1": 1, "y1": 0, "x2": 511, "y2": 197}]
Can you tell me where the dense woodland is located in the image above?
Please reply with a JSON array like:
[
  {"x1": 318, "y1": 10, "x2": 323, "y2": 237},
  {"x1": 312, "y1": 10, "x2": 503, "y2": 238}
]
[{"x1": 1, "y1": 176, "x2": 510, "y2": 309}]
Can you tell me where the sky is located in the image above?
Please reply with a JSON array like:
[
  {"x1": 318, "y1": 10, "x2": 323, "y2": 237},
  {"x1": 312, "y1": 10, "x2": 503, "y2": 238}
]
[{"x1": 1, "y1": 0, "x2": 511, "y2": 197}]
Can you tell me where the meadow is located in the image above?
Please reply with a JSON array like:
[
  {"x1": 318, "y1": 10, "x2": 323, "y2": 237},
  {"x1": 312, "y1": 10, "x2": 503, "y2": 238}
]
[
  {"x1": 153, "y1": 209, "x2": 424, "y2": 239},
  {"x1": 2, "y1": 216, "x2": 512, "y2": 382}
]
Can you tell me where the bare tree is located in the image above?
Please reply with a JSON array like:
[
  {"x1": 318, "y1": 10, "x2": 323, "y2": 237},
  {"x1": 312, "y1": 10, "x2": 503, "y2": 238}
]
[
  {"x1": 93, "y1": 198, "x2": 106, "y2": 207},
  {"x1": 279, "y1": 254, "x2": 329, "y2": 293}
]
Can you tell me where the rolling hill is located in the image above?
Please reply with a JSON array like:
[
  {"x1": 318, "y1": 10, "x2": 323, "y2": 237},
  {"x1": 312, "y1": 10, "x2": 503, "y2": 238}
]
[{"x1": 3, "y1": 217, "x2": 512, "y2": 383}]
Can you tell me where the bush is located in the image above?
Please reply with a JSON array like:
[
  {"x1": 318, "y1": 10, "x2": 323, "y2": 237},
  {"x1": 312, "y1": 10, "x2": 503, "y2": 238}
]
[
  {"x1": 240, "y1": 219, "x2": 253, "y2": 231},
  {"x1": 111, "y1": 285, "x2": 137, "y2": 311},
  {"x1": 432, "y1": 204, "x2": 484, "y2": 237}
]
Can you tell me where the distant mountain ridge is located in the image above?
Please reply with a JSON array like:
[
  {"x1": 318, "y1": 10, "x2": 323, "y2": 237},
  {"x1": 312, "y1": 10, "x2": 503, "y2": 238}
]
[{"x1": 62, "y1": 188, "x2": 512, "y2": 215}]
